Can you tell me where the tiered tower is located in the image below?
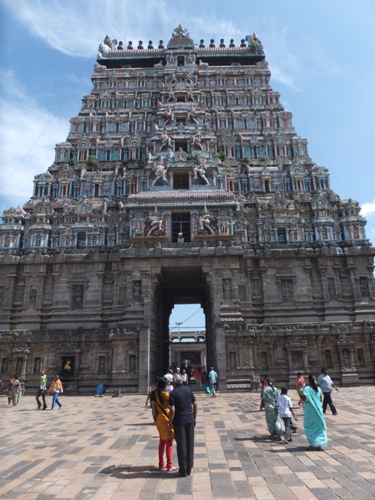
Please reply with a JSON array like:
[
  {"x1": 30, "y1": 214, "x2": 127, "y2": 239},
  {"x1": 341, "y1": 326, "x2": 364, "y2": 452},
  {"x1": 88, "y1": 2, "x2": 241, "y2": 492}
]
[{"x1": 0, "y1": 26, "x2": 374, "y2": 393}]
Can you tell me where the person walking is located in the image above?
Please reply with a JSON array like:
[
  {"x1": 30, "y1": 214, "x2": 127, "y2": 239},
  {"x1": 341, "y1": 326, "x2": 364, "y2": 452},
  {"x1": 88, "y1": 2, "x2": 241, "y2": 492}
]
[
  {"x1": 36, "y1": 371, "x2": 47, "y2": 410},
  {"x1": 169, "y1": 374, "x2": 198, "y2": 477},
  {"x1": 194, "y1": 365, "x2": 203, "y2": 391},
  {"x1": 163, "y1": 373, "x2": 174, "y2": 393},
  {"x1": 262, "y1": 378, "x2": 287, "y2": 443},
  {"x1": 201, "y1": 370, "x2": 208, "y2": 391},
  {"x1": 317, "y1": 367, "x2": 338, "y2": 415},
  {"x1": 11, "y1": 375, "x2": 21, "y2": 406},
  {"x1": 181, "y1": 369, "x2": 188, "y2": 386},
  {"x1": 7, "y1": 375, "x2": 14, "y2": 406},
  {"x1": 208, "y1": 367, "x2": 217, "y2": 398},
  {"x1": 150, "y1": 378, "x2": 175, "y2": 471},
  {"x1": 277, "y1": 387, "x2": 298, "y2": 442},
  {"x1": 49, "y1": 375, "x2": 63, "y2": 410},
  {"x1": 300, "y1": 374, "x2": 327, "y2": 450}
]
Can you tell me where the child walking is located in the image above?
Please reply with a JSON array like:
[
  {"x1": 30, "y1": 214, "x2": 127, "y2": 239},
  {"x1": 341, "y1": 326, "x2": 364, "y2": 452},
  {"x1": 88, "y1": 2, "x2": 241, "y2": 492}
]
[{"x1": 277, "y1": 387, "x2": 298, "y2": 442}]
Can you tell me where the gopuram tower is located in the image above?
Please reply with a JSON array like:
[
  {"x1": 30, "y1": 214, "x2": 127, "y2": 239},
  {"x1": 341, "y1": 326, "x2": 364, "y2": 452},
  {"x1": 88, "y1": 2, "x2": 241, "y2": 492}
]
[{"x1": 0, "y1": 26, "x2": 374, "y2": 394}]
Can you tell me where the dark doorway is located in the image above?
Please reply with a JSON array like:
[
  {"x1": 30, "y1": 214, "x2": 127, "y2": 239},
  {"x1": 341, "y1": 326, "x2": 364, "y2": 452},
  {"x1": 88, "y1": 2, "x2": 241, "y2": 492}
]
[
  {"x1": 173, "y1": 172, "x2": 189, "y2": 190},
  {"x1": 77, "y1": 233, "x2": 86, "y2": 248},
  {"x1": 172, "y1": 212, "x2": 191, "y2": 242},
  {"x1": 175, "y1": 139, "x2": 188, "y2": 152},
  {"x1": 277, "y1": 228, "x2": 287, "y2": 243}
]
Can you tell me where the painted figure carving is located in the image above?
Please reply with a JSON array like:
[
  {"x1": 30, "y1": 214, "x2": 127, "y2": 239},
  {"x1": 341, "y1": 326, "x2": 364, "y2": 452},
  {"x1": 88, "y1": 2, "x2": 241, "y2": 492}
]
[
  {"x1": 192, "y1": 130, "x2": 204, "y2": 150},
  {"x1": 152, "y1": 158, "x2": 168, "y2": 186},
  {"x1": 193, "y1": 158, "x2": 209, "y2": 185},
  {"x1": 160, "y1": 130, "x2": 172, "y2": 150},
  {"x1": 199, "y1": 208, "x2": 215, "y2": 235}
]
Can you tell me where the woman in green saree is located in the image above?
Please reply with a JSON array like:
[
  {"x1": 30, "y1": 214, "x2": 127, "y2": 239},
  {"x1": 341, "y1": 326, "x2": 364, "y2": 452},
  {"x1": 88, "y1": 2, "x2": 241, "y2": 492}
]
[
  {"x1": 262, "y1": 379, "x2": 287, "y2": 442},
  {"x1": 300, "y1": 374, "x2": 327, "y2": 450}
]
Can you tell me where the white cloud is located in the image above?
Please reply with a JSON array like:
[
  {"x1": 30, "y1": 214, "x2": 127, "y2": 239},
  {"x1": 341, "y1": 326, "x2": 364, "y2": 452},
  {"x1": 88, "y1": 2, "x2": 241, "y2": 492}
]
[
  {"x1": 2, "y1": 0, "x2": 296, "y2": 94},
  {"x1": 2, "y1": 0, "x2": 236, "y2": 58},
  {"x1": 0, "y1": 70, "x2": 68, "y2": 214},
  {"x1": 2, "y1": 0, "x2": 165, "y2": 57},
  {"x1": 361, "y1": 200, "x2": 375, "y2": 217},
  {"x1": 361, "y1": 201, "x2": 375, "y2": 244}
]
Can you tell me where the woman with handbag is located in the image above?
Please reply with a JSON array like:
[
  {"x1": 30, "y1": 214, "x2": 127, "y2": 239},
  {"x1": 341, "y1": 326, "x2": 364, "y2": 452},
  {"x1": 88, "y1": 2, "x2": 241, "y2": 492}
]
[
  {"x1": 150, "y1": 377, "x2": 175, "y2": 471},
  {"x1": 49, "y1": 375, "x2": 63, "y2": 410}
]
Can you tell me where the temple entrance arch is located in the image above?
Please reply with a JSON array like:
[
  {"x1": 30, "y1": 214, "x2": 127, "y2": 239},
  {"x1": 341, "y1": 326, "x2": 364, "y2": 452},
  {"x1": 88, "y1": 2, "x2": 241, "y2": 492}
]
[{"x1": 141, "y1": 266, "x2": 220, "y2": 392}]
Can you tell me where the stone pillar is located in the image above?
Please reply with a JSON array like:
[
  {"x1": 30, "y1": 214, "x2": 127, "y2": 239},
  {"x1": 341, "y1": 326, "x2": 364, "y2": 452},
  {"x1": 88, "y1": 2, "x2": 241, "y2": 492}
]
[{"x1": 215, "y1": 324, "x2": 227, "y2": 392}]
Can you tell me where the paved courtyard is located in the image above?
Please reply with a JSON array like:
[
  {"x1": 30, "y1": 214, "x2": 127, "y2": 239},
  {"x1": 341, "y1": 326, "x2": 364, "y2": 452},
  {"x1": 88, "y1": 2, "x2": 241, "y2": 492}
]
[{"x1": 1, "y1": 386, "x2": 375, "y2": 499}]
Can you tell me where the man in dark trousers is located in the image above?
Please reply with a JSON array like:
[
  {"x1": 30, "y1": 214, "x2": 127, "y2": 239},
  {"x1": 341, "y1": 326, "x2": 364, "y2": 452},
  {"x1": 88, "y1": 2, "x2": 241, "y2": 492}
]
[
  {"x1": 36, "y1": 370, "x2": 47, "y2": 410},
  {"x1": 317, "y1": 367, "x2": 339, "y2": 415},
  {"x1": 169, "y1": 374, "x2": 198, "y2": 477}
]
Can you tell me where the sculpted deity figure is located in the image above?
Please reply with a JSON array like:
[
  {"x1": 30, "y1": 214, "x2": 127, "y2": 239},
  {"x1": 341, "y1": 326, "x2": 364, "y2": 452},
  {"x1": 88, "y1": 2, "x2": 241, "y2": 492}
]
[
  {"x1": 160, "y1": 129, "x2": 172, "y2": 150},
  {"x1": 174, "y1": 24, "x2": 188, "y2": 36},
  {"x1": 80, "y1": 167, "x2": 87, "y2": 180},
  {"x1": 166, "y1": 53, "x2": 176, "y2": 65},
  {"x1": 188, "y1": 108, "x2": 199, "y2": 124},
  {"x1": 104, "y1": 35, "x2": 114, "y2": 49},
  {"x1": 192, "y1": 130, "x2": 204, "y2": 150},
  {"x1": 168, "y1": 71, "x2": 177, "y2": 84},
  {"x1": 152, "y1": 158, "x2": 168, "y2": 186},
  {"x1": 199, "y1": 208, "x2": 215, "y2": 235},
  {"x1": 168, "y1": 147, "x2": 175, "y2": 161},
  {"x1": 98, "y1": 36, "x2": 117, "y2": 57},
  {"x1": 193, "y1": 157, "x2": 210, "y2": 185},
  {"x1": 186, "y1": 52, "x2": 196, "y2": 65},
  {"x1": 133, "y1": 281, "x2": 142, "y2": 302},
  {"x1": 146, "y1": 208, "x2": 164, "y2": 236},
  {"x1": 164, "y1": 105, "x2": 174, "y2": 125},
  {"x1": 29, "y1": 288, "x2": 37, "y2": 308},
  {"x1": 167, "y1": 90, "x2": 176, "y2": 102}
]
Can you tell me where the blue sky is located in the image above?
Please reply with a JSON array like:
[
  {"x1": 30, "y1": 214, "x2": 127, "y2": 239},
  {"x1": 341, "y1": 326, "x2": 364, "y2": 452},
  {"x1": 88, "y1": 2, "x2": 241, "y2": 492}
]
[{"x1": 0, "y1": 0, "x2": 374, "y2": 328}]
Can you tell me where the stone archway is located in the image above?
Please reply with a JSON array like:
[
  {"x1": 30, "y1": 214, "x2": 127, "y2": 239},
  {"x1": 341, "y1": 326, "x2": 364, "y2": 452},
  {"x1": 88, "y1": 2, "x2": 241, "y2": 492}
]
[{"x1": 138, "y1": 265, "x2": 221, "y2": 392}]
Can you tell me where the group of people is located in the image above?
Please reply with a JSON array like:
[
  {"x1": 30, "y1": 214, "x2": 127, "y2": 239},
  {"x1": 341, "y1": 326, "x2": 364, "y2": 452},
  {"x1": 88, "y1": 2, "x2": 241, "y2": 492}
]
[
  {"x1": 146, "y1": 365, "x2": 220, "y2": 476},
  {"x1": 260, "y1": 367, "x2": 339, "y2": 451},
  {"x1": 3, "y1": 371, "x2": 64, "y2": 410},
  {"x1": 157, "y1": 364, "x2": 217, "y2": 393},
  {"x1": 35, "y1": 371, "x2": 64, "y2": 410},
  {"x1": 5, "y1": 374, "x2": 21, "y2": 406}
]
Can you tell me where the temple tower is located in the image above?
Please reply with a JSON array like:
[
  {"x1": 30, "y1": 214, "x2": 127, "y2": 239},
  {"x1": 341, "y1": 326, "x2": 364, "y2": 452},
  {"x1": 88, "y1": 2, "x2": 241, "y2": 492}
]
[{"x1": 0, "y1": 26, "x2": 374, "y2": 393}]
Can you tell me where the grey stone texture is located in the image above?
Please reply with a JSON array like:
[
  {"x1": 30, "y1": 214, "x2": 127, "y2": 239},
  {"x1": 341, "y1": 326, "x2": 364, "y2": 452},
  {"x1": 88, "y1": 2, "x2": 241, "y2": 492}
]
[{"x1": 1, "y1": 388, "x2": 375, "y2": 499}]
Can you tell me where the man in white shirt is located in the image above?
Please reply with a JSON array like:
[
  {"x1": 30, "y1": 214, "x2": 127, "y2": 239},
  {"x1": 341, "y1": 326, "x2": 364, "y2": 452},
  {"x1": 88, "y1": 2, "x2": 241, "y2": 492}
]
[
  {"x1": 317, "y1": 367, "x2": 339, "y2": 415},
  {"x1": 277, "y1": 387, "x2": 298, "y2": 442},
  {"x1": 163, "y1": 373, "x2": 174, "y2": 393}
]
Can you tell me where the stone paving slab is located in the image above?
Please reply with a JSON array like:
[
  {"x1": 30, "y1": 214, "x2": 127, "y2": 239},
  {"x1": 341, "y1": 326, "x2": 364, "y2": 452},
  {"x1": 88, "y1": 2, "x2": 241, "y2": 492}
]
[{"x1": 1, "y1": 387, "x2": 375, "y2": 499}]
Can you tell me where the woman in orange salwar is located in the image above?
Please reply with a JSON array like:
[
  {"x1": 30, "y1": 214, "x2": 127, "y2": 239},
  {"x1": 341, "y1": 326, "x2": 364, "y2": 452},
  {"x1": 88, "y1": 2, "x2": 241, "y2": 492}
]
[{"x1": 150, "y1": 378, "x2": 175, "y2": 471}]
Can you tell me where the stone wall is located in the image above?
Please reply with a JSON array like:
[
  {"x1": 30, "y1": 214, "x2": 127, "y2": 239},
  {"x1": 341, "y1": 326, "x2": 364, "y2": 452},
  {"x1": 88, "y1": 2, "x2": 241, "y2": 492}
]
[{"x1": 0, "y1": 241, "x2": 374, "y2": 393}]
